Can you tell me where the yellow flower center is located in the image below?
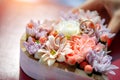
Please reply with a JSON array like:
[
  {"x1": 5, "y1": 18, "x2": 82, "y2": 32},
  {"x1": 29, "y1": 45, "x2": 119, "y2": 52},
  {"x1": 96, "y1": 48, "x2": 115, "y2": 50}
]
[{"x1": 50, "y1": 49, "x2": 56, "y2": 55}]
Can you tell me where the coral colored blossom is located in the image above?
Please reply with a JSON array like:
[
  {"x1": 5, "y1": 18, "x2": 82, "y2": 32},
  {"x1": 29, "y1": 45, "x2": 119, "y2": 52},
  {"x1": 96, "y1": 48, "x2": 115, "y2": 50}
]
[{"x1": 66, "y1": 34, "x2": 96, "y2": 65}]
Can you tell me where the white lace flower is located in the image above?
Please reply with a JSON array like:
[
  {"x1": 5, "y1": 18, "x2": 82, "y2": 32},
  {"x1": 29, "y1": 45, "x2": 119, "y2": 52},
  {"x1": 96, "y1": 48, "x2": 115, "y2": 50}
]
[{"x1": 35, "y1": 35, "x2": 73, "y2": 66}]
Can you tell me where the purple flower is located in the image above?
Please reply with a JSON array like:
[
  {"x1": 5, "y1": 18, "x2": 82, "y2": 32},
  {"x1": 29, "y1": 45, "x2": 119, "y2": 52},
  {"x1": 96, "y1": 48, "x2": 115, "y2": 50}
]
[
  {"x1": 26, "y1": 20, "x2": 40, "y2": 36},
  {"x1": 96, "y1": 19, "x2": 115, "y2": 40},
  {"x1": 78, "y1": 10, "x2": 101, "y2": 24},
  {"x1": 26, "y1": 20, "x2": 50, "y2": 39},
  {"x1": 86, "y1": 50, "x2": 119, "y2": 75},
  {"x1": 60, "y1": 11, "x2": 78, "y2": 21},
  {"x1": 23, "y1": 37, "x2": 41, "y2": 55},
  {"x1": 61, "y1": 10, "x2": 101, "y2": 23},
  {"x1": 35, "y1": 29, "x2": 48, "y2": 39}
]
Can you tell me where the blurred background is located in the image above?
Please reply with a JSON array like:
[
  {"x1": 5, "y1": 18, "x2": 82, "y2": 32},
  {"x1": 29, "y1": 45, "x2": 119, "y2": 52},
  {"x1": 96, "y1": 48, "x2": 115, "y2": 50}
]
[{"x1": 0, "y1": 0, "x2": 85, "y2": 79}]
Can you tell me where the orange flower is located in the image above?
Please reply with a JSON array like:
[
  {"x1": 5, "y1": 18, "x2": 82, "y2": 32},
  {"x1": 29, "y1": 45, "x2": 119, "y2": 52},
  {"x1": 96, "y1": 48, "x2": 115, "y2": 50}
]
[
  {"x1": 66, "y1": 34, "x2": 96, "y2": 65},
  {"x1": 84, "y1": 65, "x2": 93, "y2": 73}
]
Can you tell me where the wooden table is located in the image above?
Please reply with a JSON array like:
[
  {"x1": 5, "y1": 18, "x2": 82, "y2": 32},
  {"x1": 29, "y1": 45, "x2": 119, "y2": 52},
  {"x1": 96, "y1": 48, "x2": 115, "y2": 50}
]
[{"x1": 0, "y1": 0, "x2": 120, "y2": 80}]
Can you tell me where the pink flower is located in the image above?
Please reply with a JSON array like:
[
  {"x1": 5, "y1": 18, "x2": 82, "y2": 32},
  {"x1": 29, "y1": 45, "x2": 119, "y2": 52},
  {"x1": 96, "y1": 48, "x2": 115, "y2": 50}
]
[
  {"x1": 26, "y1": 20, "x2": 40, "y2": 36},
  {"x1": 94, "y1": 43, "x2": 105, "y2": 52},
  {"x1": 65, "y1": 34, "x2": 96, "y2": 65}
]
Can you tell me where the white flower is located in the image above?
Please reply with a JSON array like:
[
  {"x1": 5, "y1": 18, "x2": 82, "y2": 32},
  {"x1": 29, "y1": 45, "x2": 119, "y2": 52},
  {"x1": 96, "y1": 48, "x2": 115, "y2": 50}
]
[
  {"x1": 35, "y1": 35, "x2": 73, "y2": 66},
  {"x1": 54, "y1": 20, "x2": 80, "y2": 37}
]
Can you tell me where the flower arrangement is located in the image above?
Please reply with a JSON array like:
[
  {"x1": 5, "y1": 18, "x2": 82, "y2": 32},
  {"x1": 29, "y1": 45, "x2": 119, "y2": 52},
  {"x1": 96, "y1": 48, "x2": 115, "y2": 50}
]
[{"x1": 23, "y1": 9, "x2": 118, "y2": 78}]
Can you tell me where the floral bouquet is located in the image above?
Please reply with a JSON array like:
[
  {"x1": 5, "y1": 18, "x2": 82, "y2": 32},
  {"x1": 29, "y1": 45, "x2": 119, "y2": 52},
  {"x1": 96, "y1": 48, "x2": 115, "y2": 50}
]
[{"x1": 21, "y1": 9, "x2": 119, "y2": 80}]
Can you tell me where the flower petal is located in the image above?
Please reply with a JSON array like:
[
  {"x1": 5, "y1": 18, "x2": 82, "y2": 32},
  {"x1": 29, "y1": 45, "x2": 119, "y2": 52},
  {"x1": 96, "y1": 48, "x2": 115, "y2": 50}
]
[
  {"x1": 57, "y1": 54, "x2": 65, "y2": 62},
  {"x1": 108, "y1": 70, "x2": 116, "y2": 75},
  {"x1": 47, "y1": 59, "x2": 56, "y2": 66},
  {"x1": 107, "y1": 65, "x2": 119, "y2": 71},
  {"x1": 34, "y1": 49, "x2": 48, "y2": 59},
  {"x1": 39, "y1": 54, "x2": 49, "y2": 63}
]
